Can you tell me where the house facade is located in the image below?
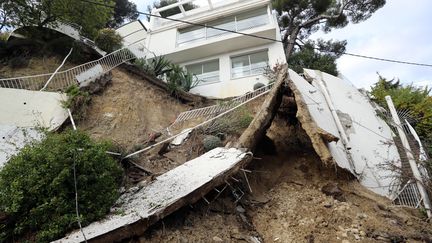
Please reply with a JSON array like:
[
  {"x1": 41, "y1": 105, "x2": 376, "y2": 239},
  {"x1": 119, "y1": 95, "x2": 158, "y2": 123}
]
[{"x1": 117, "y1": 0, "x2": 286, "y2": 98}]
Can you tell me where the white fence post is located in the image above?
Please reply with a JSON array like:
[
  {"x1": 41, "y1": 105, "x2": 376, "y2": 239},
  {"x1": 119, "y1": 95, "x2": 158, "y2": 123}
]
[{"x1": 386, "y1": 95, "x2": 431, "y2": 218}]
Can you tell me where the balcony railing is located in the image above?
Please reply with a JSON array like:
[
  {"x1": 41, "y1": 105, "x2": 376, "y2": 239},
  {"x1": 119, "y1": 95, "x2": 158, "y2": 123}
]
[{"x1": 177, "y1": 10, "x2": 269, "y2": 46}]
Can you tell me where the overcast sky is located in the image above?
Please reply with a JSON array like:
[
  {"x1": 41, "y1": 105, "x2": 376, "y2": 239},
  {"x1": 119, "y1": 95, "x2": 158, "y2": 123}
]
[{"x1": 131, "y1": 0, "x2": 432, "y2": 89}]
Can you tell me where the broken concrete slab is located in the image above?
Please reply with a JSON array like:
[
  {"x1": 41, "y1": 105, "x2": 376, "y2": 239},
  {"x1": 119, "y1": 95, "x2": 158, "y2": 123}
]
[
  {"x1": 0, "y1": 126, "x2": 43, "y2": 169},
  {"x1": 0, "y1": 88, "x2": 68, "y2": 129},
  {"x1": 0, "y1": 88, "x2": 68, "y2": 168},
  {"x1": 291, "y1": 69, "x2": 402, "y2": 198},
  {"x1": 55, "y1": 147, "x2": 251, "y2": 242}
]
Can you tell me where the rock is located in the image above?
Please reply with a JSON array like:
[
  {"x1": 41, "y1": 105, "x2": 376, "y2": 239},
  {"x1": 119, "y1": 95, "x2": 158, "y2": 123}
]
[
  {"x1": 356, "y1": 213, "x2": 367, "y2": 220},
  {"x1": 273, "y1": 237, "x2": 280, "y2": 242},
  {"x1": 359, "y1": 231, "x2": 366, "y2": 237},
  {"x1": 321, "y1": 183, "x2": 345, "y2": 201},
  {"x1": 213, "y1": 236, "x2": 223, "y2": 242},
  {"x1": 236, "y1": 205, "x2": 246, "y2": 213}
]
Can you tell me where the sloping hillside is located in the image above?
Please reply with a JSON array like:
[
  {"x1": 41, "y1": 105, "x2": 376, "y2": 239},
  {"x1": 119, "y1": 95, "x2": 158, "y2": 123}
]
[{"x1": 139, "y1": 113, "x2": 432, "y2": 243}]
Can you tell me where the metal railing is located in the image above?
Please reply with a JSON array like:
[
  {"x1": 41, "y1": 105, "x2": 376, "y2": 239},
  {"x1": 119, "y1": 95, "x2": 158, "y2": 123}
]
[
  {"x1": 170, "y1": 81, "x2": 274, "y2": 127},
  {"x1": 0, "y1": 43, "x2": 149, "y2": 91},
  {"x1": 393, "y1": 180, "x2": 423, "y2": 208}
]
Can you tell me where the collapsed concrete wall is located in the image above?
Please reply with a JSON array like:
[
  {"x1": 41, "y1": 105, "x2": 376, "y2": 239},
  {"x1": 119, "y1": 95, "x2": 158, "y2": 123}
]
[
  {"x1": 0, "y1": 88, "x2": 68, "y2": 168},
  {"x1": 289, "y1": 69, "x2": 402, "y2": 199}
]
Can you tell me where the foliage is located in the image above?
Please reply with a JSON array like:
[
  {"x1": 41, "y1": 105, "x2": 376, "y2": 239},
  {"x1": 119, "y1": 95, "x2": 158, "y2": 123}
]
[
  {"x1": 264, "y1": 62, "x2": 285, "y2": 84},
  {"x1": 147, "y1": 0, "x2": 197, "y2": 20},
  {"x1": 0, "y1": 32, "x2": 9, "y2": 42},
  {"x1": 166, "y1": 64, "x2": 199, "y2": 93},
  {"x1": 95, "y1": 28, "x2": 123, "y2": 53},
  {"x1": 272, "y1": 0, "x2": 385, "y2": 59},
  {"x1": 288, "y1": 39, "x2": 346, "y2": 76},
  {"x1": 62, "y1": 85, "x2": 91, "y2": 120},
  {"x1": 135, "y1": 55, "x2": 172, "y2": 78},
  {"x1": 0, "y1": 130, "x2": 123, "y2": 242},
  {"x1": 203, "y1": 135, "x2": 222, "y2": 151},
  {"x1": 369, "y1": 75, "x2": 432, "y2": 165},
  {"x1": 106, "y1": 0, "x2": 139, "y2": 28},
  {"x1": 205, "y1": 106, "x2": 254, "y2": 135},
  {"x1": 2, "y1": 0, "x2": 115, "y2": 38}
]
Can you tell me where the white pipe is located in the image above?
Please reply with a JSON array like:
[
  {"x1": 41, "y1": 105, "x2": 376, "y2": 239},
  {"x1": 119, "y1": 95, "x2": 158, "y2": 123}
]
[
  {"x1": 385, "y1": 95, "x2": 431, "y2": 218},
  {"x1": 40, "y1": 47, "x2": 74, "y2": 91}
]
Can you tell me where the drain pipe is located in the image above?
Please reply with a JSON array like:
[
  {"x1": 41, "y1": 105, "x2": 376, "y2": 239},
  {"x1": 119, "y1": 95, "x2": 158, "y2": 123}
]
[
  {"x1": 310, "y1": 70, "x2": 355, "y2": 169},
  {"x1": 385, "y1": 95, "x2": 431, "y2": 218}
]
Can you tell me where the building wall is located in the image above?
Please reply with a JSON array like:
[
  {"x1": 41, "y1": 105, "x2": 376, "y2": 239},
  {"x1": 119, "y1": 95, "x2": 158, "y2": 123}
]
[
  {"x1": 184, "y1": 42, "x2": 285, "y2": 98},
  {"x1": 142, "y1": 0, "x2": 286, "y2": 98}
]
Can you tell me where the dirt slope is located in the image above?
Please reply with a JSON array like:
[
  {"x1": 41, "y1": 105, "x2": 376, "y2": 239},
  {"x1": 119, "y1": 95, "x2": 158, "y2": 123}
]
[
  {"x1": 78, "y1": 68, "x2": 194, "y2": 151},
  {"x1": 135, "y1": 105, "x2": 432, "y2": 243}
]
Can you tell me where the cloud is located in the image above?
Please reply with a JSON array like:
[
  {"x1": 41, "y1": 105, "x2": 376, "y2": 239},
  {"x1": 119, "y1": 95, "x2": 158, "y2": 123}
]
[{"x1": 311, "y1": 0, "x2": 432, "y2": 89}]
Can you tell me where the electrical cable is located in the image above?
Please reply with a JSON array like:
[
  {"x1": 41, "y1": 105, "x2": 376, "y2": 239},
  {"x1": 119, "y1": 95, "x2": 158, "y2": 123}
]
[{"x1": 78, "y1": 0, "x2": 432, "y2": 68}]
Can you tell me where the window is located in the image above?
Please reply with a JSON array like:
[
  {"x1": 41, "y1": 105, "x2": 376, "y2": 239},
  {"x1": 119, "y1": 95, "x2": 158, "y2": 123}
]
[
  {"x1": 186, "y1": 59, "x2": 220, "y2": 83},
  {"x1": 231, "y1": 50, "x2": 268, "y2": 78},
  {"x1": 177, "y1": 7, "x2": 269, "y2": 46}
]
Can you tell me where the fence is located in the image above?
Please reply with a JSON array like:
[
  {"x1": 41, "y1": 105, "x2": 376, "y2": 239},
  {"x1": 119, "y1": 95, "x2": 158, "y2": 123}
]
[
  {"x1": 0, "y1": 43, "x2": 149, "y2": 92},
  {"x1": 393, "y1": 180, "x2": 423, "y2": 208},
  {"x1": 170, "y1": 82, "x2": 274, "y2": 127}
]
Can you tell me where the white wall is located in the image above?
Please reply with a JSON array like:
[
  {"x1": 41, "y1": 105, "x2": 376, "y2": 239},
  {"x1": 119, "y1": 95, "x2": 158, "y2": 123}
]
[{"x1": 183, "y1": 42, "x2": 285, "y2": 98}]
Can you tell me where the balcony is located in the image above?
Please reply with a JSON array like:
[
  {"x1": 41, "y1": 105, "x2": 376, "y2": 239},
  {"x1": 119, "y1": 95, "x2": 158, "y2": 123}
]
[{"x1": 177, "y1": 7, "x2": 269, "y2": 46}]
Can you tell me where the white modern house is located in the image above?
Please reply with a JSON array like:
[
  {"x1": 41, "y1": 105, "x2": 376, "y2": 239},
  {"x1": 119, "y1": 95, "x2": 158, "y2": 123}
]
[{"x1": 117, "y1": 0, "x2": 286, "y2": 98}]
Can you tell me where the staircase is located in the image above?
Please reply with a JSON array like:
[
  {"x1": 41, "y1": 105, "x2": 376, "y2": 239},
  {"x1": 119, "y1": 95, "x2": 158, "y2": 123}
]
[{"x1": 0, "y1": 43, "x2": 149, "y2": 91}]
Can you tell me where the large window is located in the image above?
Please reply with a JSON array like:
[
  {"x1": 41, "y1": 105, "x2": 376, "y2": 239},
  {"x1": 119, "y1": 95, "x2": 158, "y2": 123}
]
[
  {"x1": 231, "y1": 50, "x2": 268, "y2": 78},
  {"x1": 177, "y1": 7, "x2": 269, "y2": 46},
  {"x1": 186, "y1": 59, "x2": 220, "y2": 83}
]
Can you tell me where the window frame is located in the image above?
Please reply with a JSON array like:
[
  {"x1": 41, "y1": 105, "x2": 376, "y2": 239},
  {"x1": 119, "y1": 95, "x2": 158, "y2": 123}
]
[
  {"x1": 230, "y1": 49, "x2": 269, "y2": 79},
  {"x1": 185, "y1": 59, "x2": 221, "y2": 86}
]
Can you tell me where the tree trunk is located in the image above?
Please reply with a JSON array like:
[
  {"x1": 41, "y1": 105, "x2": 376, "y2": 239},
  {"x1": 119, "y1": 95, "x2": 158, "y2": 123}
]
[{"x1": 285, "y1": 27, "x2": 300, "y2": 61}]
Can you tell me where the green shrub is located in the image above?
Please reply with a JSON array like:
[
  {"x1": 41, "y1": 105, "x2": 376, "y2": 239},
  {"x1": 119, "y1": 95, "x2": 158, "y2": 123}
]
[
  {"x1": 167, "y1": 64, "x2": 199, "y2": 93},
  {"x1": 0, "y1": 130, "x2": 123, "y2": 242},
  {"x1": 95, "y1": 28, "x2": 122, "y2": 53},
  {"x1": 203, "y1": 135, "x2": 222, "y2": 151},
  {"x1": 205, "y1": 107, "x2": 254, "y2": 135},
  {"x1": 62, "y1": 85, "x2": 91, "y2": 120},
  {"x1": 135, "y1": 55, "x2": 172, "y2": 78}
]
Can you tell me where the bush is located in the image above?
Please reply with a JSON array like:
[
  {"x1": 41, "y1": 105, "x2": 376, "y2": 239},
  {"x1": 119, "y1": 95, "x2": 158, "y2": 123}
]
[
  {"x1": 167, "y1": 64, "x2": 199, "y2": 93},
  {"x1": 62, "y1": 85, "x2": 91, "y2": 120},
  {"x1": 135, "y1": 55, "x2": 172, "y2": 78},
  {"x1": 95, "y1": 28, "x2": 122, "y2": 53},
  {"x1": 0, "y1": 130, "x2": 123, "y2": 242},
  {"x1": 203, "y1": 135, "x2": 223, "y2": 151}
]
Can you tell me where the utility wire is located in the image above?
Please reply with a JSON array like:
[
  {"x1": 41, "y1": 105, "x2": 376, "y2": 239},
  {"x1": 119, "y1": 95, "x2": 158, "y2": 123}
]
[{"x1": 79, "y1": 0, "x2": 432, "y2": 68}]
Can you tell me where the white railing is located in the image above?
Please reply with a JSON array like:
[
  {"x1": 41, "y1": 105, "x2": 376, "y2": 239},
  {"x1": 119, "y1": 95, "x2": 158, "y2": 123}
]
[
  {"x1": 177, "y1": 10, "x2": 269, "y2": 46},
  {"x1": 170, "y1": 81, "x2": 274, "y2": 127},
  {"x1": 0, "y1": 43, "x2": 149, "y2": 91},
  {"x1": 393, "y1": 180, "x2": 423, "y2": 208}
]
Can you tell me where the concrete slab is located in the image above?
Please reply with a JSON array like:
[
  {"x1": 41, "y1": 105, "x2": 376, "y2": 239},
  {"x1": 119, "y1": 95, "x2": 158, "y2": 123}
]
[
  {"x1": 0, "y1": 88, "x2": 68, "y2": 129},
  {"x1": 291, "y1": 69, "x2": 402, "y2": 198},
  {"x1": 0, "y1": 88, "x2": 68, "y2": 168},
  {"x1": 55, "y1": 147, "x2": 249, "y2": 242}
]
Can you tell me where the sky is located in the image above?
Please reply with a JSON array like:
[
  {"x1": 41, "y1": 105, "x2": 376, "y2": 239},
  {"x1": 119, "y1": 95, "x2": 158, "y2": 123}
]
[{"x1": 131, "y1": 0, "x2": 432, "y2": 89}]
